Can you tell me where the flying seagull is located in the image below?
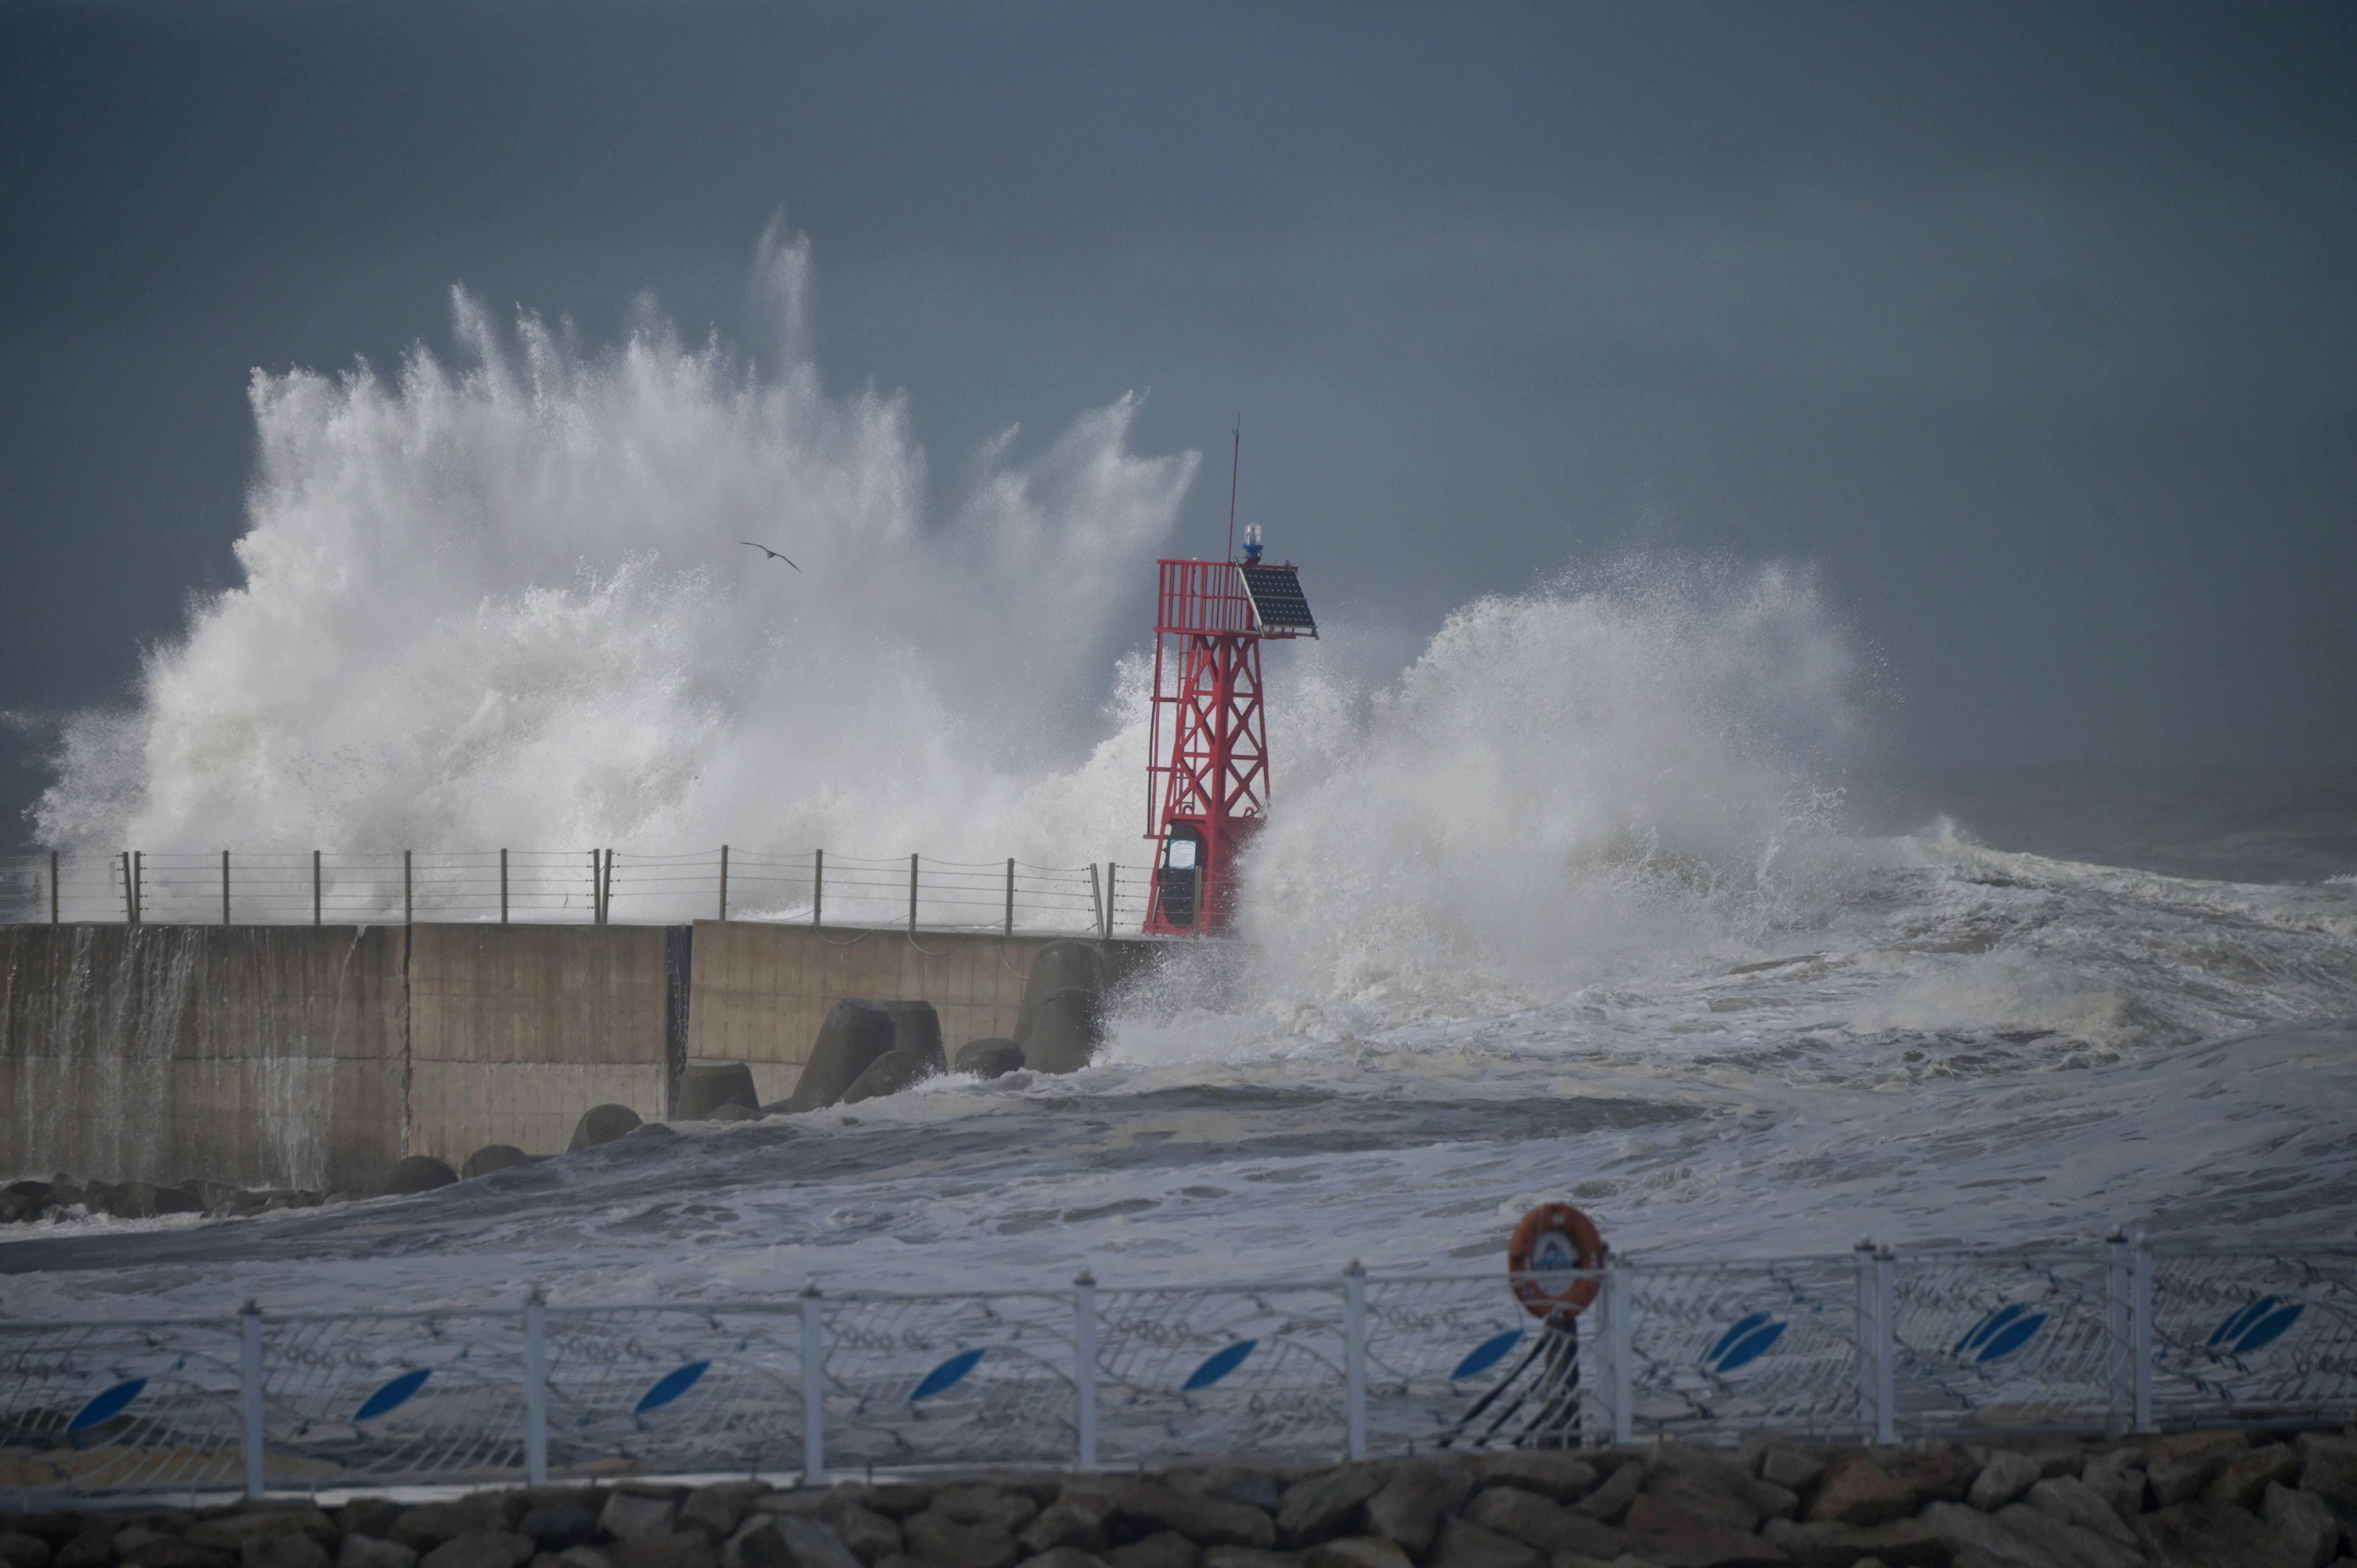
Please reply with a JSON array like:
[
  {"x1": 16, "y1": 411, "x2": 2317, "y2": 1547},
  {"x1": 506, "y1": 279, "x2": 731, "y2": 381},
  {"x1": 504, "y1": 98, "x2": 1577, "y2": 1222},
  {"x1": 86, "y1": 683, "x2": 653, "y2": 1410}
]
[{"x1": 740, "y1": 540, "x2": 800, "y2": 570}]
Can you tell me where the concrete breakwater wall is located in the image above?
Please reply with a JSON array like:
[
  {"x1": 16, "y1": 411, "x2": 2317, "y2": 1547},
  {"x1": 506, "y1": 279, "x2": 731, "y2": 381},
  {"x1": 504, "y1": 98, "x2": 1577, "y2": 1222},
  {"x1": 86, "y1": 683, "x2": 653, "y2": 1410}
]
[{"x1": 0, "y1": 923, "x2": 1159, "y2": 1194}]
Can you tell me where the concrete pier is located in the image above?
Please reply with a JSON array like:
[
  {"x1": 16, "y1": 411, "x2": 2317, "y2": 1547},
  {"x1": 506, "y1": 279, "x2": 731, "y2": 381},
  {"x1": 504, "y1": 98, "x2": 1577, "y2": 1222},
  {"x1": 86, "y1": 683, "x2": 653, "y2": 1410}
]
[{"x1": 0, "y1": 922, "x2": 1157, "y2": 1192}]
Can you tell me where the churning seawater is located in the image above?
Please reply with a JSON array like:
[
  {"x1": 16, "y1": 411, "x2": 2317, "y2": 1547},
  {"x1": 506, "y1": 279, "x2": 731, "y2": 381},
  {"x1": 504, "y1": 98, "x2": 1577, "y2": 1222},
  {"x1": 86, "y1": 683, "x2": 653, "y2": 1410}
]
[{"x1": 5, "y1": 232, "x2": 2353, "y2": 1317}]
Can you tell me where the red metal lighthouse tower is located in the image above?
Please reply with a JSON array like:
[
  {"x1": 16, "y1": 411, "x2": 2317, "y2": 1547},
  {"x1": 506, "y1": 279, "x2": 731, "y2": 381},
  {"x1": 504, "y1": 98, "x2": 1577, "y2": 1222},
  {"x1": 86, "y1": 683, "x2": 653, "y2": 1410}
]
[{"x1": 1142, "y1": 440, "x2": 1316, "y2": 936}]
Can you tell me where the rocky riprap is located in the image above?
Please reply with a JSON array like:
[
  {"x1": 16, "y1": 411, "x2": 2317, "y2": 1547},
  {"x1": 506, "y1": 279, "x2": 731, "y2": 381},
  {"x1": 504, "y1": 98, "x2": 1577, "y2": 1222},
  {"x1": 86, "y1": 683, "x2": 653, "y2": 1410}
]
[
  {"x1": 0, "y1": 1177, "x2": 363, "y2": 1226},
  {"x1": 3, "y1": 1427, "x2": 2353, "y2": 1568}
]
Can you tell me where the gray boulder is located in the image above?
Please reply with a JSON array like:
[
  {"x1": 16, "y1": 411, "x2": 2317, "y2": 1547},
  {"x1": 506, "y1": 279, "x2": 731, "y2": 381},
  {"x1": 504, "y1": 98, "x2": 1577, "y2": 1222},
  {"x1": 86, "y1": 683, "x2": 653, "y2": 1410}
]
[
  {"x1": 1022, "y1": 986, "x2": 1105, "y2": 1074},
  {"x1": 1972, "y1": 1451, "x2": 2044, "y2": 1511},
  {"x1": 460, "y1": 1145, "x2": 530, "y2": 1179},
  {"x1": 1013, "y1": 940, "x2": 1104, "y2": 1045},
  {"x1": 1365, "y1": 1462, "x2": 1475, "y2": 1556},
  {"x1": 103, "y1": 1181, "x2": 206, "y2": 1218},
  {"x1": 381, "y1": 1156, "x2": 458, "y2": 1196},
  {"x1": 882, "y1": 1001, "x2": 948, "y2": 1074},
  {"x1": 338, "y1": 1539, "x2": 417, "y2": 1568},
  {"x1": 2136, "y1": 1500, "x2": 2290, "y2": 1568},
  {"x1": 0, "y1": 1179, "x2": 52, "y2": 1223},
  {"x1": 954, "y1": 1037, "x2": 1026, "y2": 1079},
  {"x1": 568, "y1": 1104, "x2": 643, "y2": 1151},
  {"x1": 2262, "y1": 1480, "x2": 2340, "y2": 1568},
  {"x1": 676, "y1": 1060, "x2": 761, "y2": 1120},
  {"x1": 786, "y1": 999, "x2": 898, "y2": 1112},
  {"x1": 842, "y1": 1049, "x2": 940, "y2": 1104},
  {"x1": 600, "y1": 1493, "x2": 680, "y2": 1542}
]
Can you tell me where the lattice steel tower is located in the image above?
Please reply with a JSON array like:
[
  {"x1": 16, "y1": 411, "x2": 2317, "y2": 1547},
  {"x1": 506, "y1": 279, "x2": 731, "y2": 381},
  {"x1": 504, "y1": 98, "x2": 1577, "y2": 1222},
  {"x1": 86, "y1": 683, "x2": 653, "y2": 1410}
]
[{"x1": 1142, "y1": 522, "x2": 1316, "y2": 936}]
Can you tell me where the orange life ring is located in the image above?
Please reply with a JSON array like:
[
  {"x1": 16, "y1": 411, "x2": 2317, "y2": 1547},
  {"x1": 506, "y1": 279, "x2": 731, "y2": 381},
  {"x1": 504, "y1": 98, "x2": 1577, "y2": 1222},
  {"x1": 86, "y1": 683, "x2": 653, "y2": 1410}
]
[{"x1": 1507, "y1": 1202, "x2": 1605, "y2": 1320}]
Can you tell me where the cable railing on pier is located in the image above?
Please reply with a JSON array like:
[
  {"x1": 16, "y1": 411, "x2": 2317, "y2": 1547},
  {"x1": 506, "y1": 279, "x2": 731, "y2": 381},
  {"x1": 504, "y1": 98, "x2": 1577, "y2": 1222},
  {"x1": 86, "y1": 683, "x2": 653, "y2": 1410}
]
[
  {"x1": 2, "y1": 1238, "x2": 2351, "y2": 1500},
  {"x1": 0, "y1": 847, "x2": 1158, "y2": 938}
]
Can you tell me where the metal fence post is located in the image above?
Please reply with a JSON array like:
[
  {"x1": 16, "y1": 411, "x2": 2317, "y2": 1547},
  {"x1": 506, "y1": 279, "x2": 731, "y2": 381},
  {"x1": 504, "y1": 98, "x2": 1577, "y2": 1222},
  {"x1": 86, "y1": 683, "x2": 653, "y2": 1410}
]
[
  {"x1": 801, "y1": 1285, "x2": 825, "y2": 1485},
  {"x1": 403, "y1": 850, "x2": 413, "y2": 926},
  {"x1": 1075, "y1": 1271, "x2": 1098, "y2": 1469},
  {"x1": 121, "y1": 850, "x2": 134, "y2": 923},
  {"x1": 1853, "y1": 1240, "x2": 1876, "y2": 1437},
  {"x1": 1873, "y1": 1246, "x2": 1897, "y2": 1445},
  {"x1": 525, "y1": 1290, "x2": 549, "y2": 1486},
  {"x1": 591, "y1": 849, "x2": 603, "y2": 925},
  {"x1": 222, "y1": 849, "x2": 231, "y2": 926},
  {"x1": 1344, "y1": 1259, "x2": 1367, "y2": 1460},
  {"x1": 1591, "y1": 1256, "x2": 1615, "y2": 1443},
  {"x1": 1005, "y1": 858, "x2": 1015, "y2": 936},
  {"x1": 718, "y1": 845, "x2": 729, "y2": 922},
  {"x1": 312, "y1": 849, "x2": 322, "y2": 926},
  {"x1": 239, "y1": 1301, "x2": 265, "y2": 1499},
  {"x1": 2131, "y1": 1237, "x2": 2154, "y2": 1432},
  {"x1": 908, "y1": 853, "x2": 919, "y2": 932},
  {"x1": 500, "y1": 849, "x2": 510, "y2": 925},
  {"x1": 1089, "y1": 864, "x2": 1105, "y2": 939},
  {"x1": 812, "y1": 849, "x2": 823, "y2": 928},
  {"x1": 1104, "y1": 863, "x2": 1117, "y2": 935},
  {"x1": 2105, "y1": 1231, "x2": 2131, "y2": 1437},
  {"x1": 50, "y1": 850, "x2": 59, "y2": 923},
  {"x1": 1607, "y1": 1257, "x2": 1633, "y2": 1445}
]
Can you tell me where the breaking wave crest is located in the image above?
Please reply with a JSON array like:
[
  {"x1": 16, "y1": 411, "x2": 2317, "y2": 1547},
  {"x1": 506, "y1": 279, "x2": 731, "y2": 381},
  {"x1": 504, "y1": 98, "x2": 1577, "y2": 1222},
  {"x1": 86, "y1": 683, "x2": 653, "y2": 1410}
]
[
  {"x1": 36, "y1": 223, "x2": 1194, "y2": 865},
  {"x1": 33, "y1": 231, "x2": 1883, "y2": 1014},
  {"x1": 1243, "y1": 560, "x2": 1866, "y2": 1002}
]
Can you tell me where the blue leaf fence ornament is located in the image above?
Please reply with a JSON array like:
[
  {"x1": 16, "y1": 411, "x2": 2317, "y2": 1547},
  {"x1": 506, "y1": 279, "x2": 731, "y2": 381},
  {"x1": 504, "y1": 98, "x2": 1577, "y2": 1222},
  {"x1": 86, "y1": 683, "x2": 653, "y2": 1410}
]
[
  {"x1": 66, "y1": 1379, "x2": 147, "y2": 1434},
  {"x1": 1451, "y1": 1330, "x2": 1524, "y2": 1383},
  {"x1": 1954, "y1": 1303, "x2": 2048, "y2": 1365},
  {"x1": 635, "y1": 1361, "x2": 712, "y2": 1415},
  {"x1": 355, "y1": 1367, "x2": 435, "y2": 1421},
  {"x1": 910, "y1": 1349, "x2": 986, "y2": 1402},
  {"x1": 2209, "y1": 1297, "x2": 2303, "y2": 1357},
  {"x1": 1183, "y1": 1340, "x2": 1256, "y2": 1391},
  {"x1": 1701, "y1": 1313, "x2": 1786, "y2": 1375}
]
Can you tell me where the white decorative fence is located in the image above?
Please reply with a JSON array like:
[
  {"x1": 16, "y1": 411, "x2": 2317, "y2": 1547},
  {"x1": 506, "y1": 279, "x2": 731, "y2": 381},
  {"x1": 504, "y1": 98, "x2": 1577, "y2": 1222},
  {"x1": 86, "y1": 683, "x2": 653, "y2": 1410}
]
[
  {"x1": 3, "y1": 1241, "x2": 2352, "y2": 1501},
  {"x1": 0, "y1": 849, "x2": 1157, "y2": 936}
]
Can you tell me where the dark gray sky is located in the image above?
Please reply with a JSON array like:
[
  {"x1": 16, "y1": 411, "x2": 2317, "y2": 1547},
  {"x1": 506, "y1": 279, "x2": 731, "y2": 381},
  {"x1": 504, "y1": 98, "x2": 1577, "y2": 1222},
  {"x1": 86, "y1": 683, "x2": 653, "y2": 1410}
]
[{"x1": 4, "y1": 0, "x2": 2354, "y2": 848}]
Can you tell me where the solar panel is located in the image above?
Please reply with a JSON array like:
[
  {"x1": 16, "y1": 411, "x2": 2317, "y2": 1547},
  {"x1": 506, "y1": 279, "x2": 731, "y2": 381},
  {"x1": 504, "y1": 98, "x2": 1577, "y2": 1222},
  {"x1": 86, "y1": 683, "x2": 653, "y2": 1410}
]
[{"x1": 1239, "y1": 563, "x2": 1317, "y2": 636}]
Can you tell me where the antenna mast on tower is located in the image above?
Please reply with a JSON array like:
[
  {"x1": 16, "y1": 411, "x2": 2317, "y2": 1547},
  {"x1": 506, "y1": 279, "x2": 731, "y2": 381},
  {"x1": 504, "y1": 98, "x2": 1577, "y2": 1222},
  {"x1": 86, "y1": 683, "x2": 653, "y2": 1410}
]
[{"x1": 1224, "y1": 417, "x2": 1241, "y2": 563}]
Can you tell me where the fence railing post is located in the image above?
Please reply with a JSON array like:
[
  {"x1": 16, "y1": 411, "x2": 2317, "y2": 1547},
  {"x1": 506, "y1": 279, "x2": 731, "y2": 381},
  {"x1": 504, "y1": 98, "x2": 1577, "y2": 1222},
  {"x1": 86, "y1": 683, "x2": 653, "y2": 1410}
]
[
  {"x1": 121, "y1": 850, "x2": 135, "y2": 924},
  {"x1": 1344, "y1": 1259, "x2": 1367, "y2": 1460},
  {"x1": 1005, "y1": 858, "x2": 1015, "y2": 937},
  {"x1": 2105, "y1": 1230, "x2": 2131, "y2": 1437},
  {"x1": 1104, "y1": 863, "x2": 1117, "y2": 936},
  {"x1": 49, "y1": 850, "x2": 59, "y2": 923},
  {"x1": 1591, "y1": 1256, "x2": 1615, "y2": 1443},
  {"x1": 591, "y1": 849, "x2": 603, "y2": 925},
  {"x1": 812, "y1": 849, "x2": 823, "y2": 928},
  {"x1": 312, "y1": 849, "x2": 322, "y2": 926},
  {"x1": 222, "y1": 849, "x2": 231, "y2": 927},
  {"x1": 800, "y1": 1284, "x2": 825, "y2": 1485},
  {"x1": 1607, "y1": 1255, "x2": 1633, "y2": 1445},
  {"x1": 500, "y1": 849, "x2": 510, "y2": 925},
  {"x1": 1075, "y1": 1270, "x2": 1098, "y2": 1469},
  {"x1": 718, "y1": 845, "x2": 729, "y2": 923},
  {"x1": 525, "y1": 1289, "x2": 549, "y2": 1486},
  {"x1": 239, "y1": 1301, "x2": 265, "y2": 1499},
  {"x1": 1090, "y1": 864, "x2": 1107, "y2": 939},
  {"x1": 908, "y1": 853, "x2": 919, "y2": 932},
  {"x1": 403, "y1": 850, "x2": 413, "y2": 926},
  {"x1": 2131, "y1": 1237, "x2": 2154, "y2": 1432},
  {"x1": 1873, "y1": 1245, "x2": 1896, "y2": 1444},
  {"x1": 1853, "y1": 1240, "x2": 1876, "y2": 1437}
]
